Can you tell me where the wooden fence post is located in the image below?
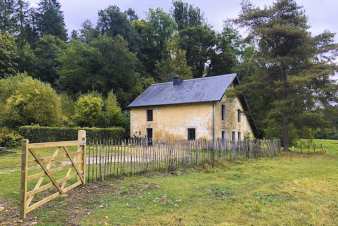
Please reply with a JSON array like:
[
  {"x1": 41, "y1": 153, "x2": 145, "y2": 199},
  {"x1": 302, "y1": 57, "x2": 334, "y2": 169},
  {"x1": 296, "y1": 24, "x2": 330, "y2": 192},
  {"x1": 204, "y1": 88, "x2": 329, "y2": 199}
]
[
  {"x1": 78, "y1": 130, "x2": 86, "y2": 184},
  {"x1": 20, "y1": 139, "x2": 29, "y2": 219}
]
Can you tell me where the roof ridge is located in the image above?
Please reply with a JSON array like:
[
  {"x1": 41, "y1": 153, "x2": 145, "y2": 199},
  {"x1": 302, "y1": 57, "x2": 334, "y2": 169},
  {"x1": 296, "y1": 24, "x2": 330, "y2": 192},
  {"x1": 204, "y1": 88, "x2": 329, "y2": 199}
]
[{"x1": 151, "y1": 73, "x2": 237, "y2": 86}]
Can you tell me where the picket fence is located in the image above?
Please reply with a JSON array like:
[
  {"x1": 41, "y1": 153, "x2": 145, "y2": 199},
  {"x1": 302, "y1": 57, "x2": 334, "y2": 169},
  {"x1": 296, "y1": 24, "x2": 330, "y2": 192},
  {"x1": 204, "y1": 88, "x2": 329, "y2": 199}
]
[{"x1": 86, "y1": 138, "x2": 281, "y2": 182}]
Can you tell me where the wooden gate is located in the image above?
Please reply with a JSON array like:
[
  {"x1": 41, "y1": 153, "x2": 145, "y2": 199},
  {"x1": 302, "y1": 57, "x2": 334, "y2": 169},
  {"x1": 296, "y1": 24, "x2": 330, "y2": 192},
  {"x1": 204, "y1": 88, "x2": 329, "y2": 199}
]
[{"x1": 20, "y1": 130, "x2": 86, "y2": 219}]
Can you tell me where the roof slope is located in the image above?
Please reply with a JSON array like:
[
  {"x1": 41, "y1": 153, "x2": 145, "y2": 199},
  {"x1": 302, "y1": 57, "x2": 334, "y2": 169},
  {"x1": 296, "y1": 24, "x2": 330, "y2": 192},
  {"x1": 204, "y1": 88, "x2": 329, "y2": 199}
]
[{"x1": 128, "y1": 74, "x2": 237, "y2": 108}]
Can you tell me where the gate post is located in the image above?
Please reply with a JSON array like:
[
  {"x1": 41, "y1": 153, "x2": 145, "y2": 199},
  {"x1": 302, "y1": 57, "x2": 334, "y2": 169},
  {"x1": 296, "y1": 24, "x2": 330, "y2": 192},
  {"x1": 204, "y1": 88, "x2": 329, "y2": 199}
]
[
  {"x1": 20, "y1": 139, "x2": 29, "y2": 219},
  {"x1": 78, "y1": 130, "x2": 86, "y2": 184}
]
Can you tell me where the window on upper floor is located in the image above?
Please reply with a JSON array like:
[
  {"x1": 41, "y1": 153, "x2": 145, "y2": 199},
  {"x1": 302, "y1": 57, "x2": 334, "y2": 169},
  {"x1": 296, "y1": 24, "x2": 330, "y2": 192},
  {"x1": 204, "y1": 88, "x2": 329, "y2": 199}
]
[
  {"x1": 147, "y1": 109, "x2": 153, "y2": 121},
  {"x1": 237, "y1": 109, "x2": 241, "y2": 123},
  {"x1": 221, "y1": 104, "x2": 225, "y2": 120}
]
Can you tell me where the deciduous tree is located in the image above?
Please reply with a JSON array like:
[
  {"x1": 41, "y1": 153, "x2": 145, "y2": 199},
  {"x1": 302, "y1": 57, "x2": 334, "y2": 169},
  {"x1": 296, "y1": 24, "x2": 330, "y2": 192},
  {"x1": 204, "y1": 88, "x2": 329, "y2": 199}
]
[{"x1": 0, "y1": 32, "x2": 18, "y2": 77}]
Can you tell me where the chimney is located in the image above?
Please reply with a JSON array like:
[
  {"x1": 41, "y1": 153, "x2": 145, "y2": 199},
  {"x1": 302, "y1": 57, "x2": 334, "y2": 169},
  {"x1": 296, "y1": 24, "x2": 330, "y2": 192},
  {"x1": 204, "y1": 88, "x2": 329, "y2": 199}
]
[{"x1": 172, "y1": 74, "x2": 183, "y2": 86}]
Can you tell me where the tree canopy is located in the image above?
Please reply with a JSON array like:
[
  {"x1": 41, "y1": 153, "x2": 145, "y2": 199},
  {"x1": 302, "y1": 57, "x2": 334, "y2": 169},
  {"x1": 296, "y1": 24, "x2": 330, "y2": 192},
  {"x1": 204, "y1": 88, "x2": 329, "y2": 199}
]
[
  {"x1": 235, "y1": 0, "x2": 338, "y2": 148},
  {"x1": 0, "y1": 0, "x2": 336, "y2": 139}
]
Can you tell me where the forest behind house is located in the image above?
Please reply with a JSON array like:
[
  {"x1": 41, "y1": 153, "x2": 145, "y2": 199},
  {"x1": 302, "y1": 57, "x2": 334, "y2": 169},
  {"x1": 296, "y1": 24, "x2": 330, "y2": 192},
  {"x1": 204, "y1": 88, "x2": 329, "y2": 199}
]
[{"x1": 0, "y1": 0, "x2": 337, "y2": 149}]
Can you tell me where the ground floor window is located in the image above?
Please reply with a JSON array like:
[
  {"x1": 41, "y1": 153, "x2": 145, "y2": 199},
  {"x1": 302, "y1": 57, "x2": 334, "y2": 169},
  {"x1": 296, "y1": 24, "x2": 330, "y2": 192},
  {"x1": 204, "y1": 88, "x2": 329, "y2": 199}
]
[
  {"x1": 232, "y1": 131, "x2": 236, "y2": 142},
  {"x1": 146, "y1": 128, "x2": 153, "y2": 145},
  {"x1": 238, "y1": 132, "x2": 241, "y2": 141},
  {"x1": 222, "y1": 130, "x2": 225, "y2": 140},
  {"x1": 188, "y1": 128, "x2": 196, "y2": 140}
]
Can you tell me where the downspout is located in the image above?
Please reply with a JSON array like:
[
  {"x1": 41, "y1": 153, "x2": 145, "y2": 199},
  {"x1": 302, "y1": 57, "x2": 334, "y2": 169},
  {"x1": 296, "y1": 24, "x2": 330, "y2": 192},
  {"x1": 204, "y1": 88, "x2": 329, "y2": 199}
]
[
  {"x1": 212, "y1": 103, "x2": 215, "y2": 145},
  {"x1": 212, "y1": 102, "x2": 216, "y2": 167}
]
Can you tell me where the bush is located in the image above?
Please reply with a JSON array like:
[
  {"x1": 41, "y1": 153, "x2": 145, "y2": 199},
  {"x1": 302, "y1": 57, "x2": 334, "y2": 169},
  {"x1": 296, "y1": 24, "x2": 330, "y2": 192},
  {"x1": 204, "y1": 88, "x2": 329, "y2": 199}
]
[
  {"x1": 19, "y1": 126, "x2": 126, "y2": 143},
  {"x1": 0, "y1": 74, "x2": 62, "y2": 127},
  {"x1": 0, "y1": 128, "x2": 22, "y2": 148},
  {"x1": 97, "y1": 92, "x2": 124, "y2": 127},
  {"x1": 73, "y1": 93, "x2": 104, "y2": 127}
]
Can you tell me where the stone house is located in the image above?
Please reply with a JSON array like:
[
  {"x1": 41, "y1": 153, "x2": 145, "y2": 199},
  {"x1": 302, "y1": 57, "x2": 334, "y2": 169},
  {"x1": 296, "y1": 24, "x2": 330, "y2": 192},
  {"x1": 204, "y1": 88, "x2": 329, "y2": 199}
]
[{"x1": 128, "y1": 74, "x2": 257, "y2": 142}]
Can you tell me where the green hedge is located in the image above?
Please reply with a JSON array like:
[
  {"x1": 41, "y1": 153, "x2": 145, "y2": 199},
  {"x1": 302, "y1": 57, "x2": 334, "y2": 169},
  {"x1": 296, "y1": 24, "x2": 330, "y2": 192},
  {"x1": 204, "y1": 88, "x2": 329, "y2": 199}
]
[
  {"x1": 19, "y1": 126, "x2": 126, "y2": 143},
  {"x1": 0, "y1": 128, "x2": 23, "y2": 148}
]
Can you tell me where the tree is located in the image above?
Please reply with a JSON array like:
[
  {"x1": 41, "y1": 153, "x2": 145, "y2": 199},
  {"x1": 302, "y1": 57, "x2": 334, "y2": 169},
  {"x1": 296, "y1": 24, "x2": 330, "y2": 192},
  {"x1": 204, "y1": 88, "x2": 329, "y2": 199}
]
[
  {"x1": 96, "y1": 5, "x2": 139, "y2": 52},
  {"x1": 79, "y1": 20, "x2": 98, "y2": 43},
  {"x1": 36, "y1": 0, "x2": 67, "y2": 40},
  {"x1": 133, "y1": 8, "x2": 177, "y2": 77},
  {"x1": 172, "y1": 0, "x2": 203, "y2": 30},
  {"x1": 178, "y1": 25, "x2": 216, "y2": 76},
  {"x1": 235, "y1": 0, "x2": 338, "y2": 150},
  {"x1": 0, "y1": 0, "x2": 19, "y2": 34},
  {"x1": 210, "y1": 23, "x2": 242, "y2": 75},
  {"x1": 73, "y1": 93, "x2": 104, "y2": 127},
  {"x1": 125, "y1": 8, "x2": 138, "y2": 21},
  {"x1": 58, "y1": 35, "x2": 141, "y2": 107},
  {"x1": 58, "y1": 39, "x2": 99, "y2": 92},
  {"x1": 16, "y1": 41, "x2": 36, "y2": 74},
  {"x1": 0, "y1": 74, "x2": 62, "y2": 127},
  {"x1": 33, "y1": 34, "x2": 66, "y2": 86},
  {"x1": 98, "y1": 91, "x2": 124, "y2": 127},
  {"x1": 155, "y1": 35, "x2": 192, "y2": 81},
  {"x1": 0, "y1": 32, "x2": 18, "y2": 78}
]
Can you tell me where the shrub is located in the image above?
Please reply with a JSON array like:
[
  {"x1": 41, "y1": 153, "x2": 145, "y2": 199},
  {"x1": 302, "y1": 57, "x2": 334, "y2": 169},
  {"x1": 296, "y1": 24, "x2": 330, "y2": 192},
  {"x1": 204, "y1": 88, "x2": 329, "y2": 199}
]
[
  {"x1": 73, "y1": 93, "x2": 103, "y2": 127},
  {"x1": 0, "y1": 74, "x2": 62, "y2": 128},
  {"x1": 19, "y1": 126, "x2": 126, "y2": 143},
  {"x1": 97, "y1": 92, "x2": 124, "y2": 127},
  {"x1": 0, "y1": 128, "x2": 22, "y2": 148}
]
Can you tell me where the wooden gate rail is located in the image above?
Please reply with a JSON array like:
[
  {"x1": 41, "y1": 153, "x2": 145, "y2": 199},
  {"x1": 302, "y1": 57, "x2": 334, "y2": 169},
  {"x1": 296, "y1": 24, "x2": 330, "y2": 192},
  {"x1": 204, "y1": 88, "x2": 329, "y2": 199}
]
[{"x1": 20, "y1": 130, "x2": 86, "y2": 219}]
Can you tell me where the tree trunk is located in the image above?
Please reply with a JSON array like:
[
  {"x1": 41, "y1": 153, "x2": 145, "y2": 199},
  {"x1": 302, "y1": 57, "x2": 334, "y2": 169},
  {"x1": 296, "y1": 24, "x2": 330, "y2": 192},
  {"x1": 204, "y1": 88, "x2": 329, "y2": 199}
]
[{"x1": 281, "y1": 66, "x2": 289, "y2": 152}]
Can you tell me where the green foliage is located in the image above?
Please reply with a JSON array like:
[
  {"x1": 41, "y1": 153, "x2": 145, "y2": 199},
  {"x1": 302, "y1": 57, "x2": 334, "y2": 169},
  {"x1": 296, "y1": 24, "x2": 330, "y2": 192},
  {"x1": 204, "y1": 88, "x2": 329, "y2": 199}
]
[
  {"x1": 33, "y1": 34, "x2": 66, "y2": 85},
  {"x1": 72, "y1": 92, "x2": 127, "y2": 128},
  {"x1": 210, "y1": 23, "x2": 242, "y2": 75},
  {"x1": 178, "y1": 25, "x2": 216, "y2": 76},
  {"x1": 73, "y1": 93, "x2": 104, "y2": 127},
  {"x1": 0, "y1": 32, "x2": 18, "y2": 77},
  {"x1": 0, "y1": 74, "x2": 62, "y2": 127},
  {"x1": 79, "y1": 20, "x2": 99, "y2": 43},
  {"x1": 59, "y1": 93, "x2": 75, "y2": 126},
  {"x1": 172, "y1": 0, "x2": 203, "y2": 30},
  {"x1": 96, "y1": 5, "x2": 138, "y2": 51},
  {"x1": 0, "y1": 127, "x2": 22, "y2": 148},
  {"x1": 16, "y1": 42, "x2": 36, "y2": 74},
  {"x1": 133, "y1": 8, "x2": 177, "y2": 77},
  {"x1": 19, "y1": 125, "x2": 126, "y2": 143},
  {"x1": 59, "y1": 35, "x2": 141, "y2": 107},
  {"x1": 155, "y1": 35, "x2": 192, "y2": 81},
  {"x1": 36, "y1": 0, "x2": 67, "y2": 40},
  {"x1": 0, "y1": 0, "x2": 20, "y2": 34},
  {"x1": 235, "y1": 0, "x2": 338, "y2": 147},
  {"x1": 0, "y1": 0, "x2": 336, "y2": 140},
  {"x1": 98, "y1": 92, "x2": 124, "y2": 127}
]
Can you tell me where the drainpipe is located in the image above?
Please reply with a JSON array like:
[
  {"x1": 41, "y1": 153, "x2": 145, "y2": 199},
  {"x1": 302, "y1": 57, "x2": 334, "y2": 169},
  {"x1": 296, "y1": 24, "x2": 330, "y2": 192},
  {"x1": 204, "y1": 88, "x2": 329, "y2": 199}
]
[
  {"x1": 212, "y1": 103, "x2": 215, "y2": 145},
  {"x1": 212, "y1": 102, "x2": 216, "y2": 167}
]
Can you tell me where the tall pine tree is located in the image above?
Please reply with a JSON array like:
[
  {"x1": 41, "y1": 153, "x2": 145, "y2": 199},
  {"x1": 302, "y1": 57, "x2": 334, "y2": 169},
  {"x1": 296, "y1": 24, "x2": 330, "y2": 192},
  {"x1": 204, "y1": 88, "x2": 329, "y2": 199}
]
[
  {"x1": 235, "y1": 0, "x2": 338, "y2": 150},
  {"x1": 36, "y1": 0, "x2": 67, "y2": 40}
]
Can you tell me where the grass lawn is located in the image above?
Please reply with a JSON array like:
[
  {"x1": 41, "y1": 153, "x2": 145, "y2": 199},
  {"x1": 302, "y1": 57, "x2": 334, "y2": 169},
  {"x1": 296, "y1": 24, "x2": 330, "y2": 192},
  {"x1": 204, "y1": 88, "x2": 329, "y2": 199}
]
[{"x1": 0, "y1": 139, "x2": 338, "y2": 225}]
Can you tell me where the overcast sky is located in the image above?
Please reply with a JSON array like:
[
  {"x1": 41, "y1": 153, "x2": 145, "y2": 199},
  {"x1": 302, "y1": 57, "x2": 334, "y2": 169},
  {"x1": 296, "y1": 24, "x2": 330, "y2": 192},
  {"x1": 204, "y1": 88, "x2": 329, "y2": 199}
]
[
  {"x1": 27, "y1": 0, "x2": 338, "y2": 79},
  {"x1": 27, "y1": 0, "x2": 338, "y2": 39}
]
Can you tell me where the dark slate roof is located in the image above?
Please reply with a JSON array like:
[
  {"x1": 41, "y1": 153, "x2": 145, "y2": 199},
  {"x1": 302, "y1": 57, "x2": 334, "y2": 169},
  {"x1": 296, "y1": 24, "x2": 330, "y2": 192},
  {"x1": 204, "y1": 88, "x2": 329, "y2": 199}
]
[{"x1": 128, "y1": 74, "x2": 237, "y2": 108}]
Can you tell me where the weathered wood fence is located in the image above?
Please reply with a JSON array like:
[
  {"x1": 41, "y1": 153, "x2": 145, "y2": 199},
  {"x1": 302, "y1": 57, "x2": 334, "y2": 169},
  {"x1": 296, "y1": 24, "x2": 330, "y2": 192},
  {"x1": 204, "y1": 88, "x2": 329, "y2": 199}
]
[
  {"x1": 20, "y1": 130, "x2": 86, "y2": 219},
  {"x1": 290, "y1": 142, "x2": 326, "y2": 154},
  {"x1": 86, "y1": 138, "x2": 281, "y2": 182},
  {"x1": 21, "y1": 130, "x2": 280, "y2": 219}
]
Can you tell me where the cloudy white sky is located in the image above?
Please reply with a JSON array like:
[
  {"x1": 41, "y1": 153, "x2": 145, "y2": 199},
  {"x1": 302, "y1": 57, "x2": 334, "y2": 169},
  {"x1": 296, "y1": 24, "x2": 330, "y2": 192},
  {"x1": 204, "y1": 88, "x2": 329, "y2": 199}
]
[
  {"x1": 27, "y1": 0, "x2": 338, "y2": 38},
  {"x1": 28, "y1": 0, "x2": 338, "y2": 79}
]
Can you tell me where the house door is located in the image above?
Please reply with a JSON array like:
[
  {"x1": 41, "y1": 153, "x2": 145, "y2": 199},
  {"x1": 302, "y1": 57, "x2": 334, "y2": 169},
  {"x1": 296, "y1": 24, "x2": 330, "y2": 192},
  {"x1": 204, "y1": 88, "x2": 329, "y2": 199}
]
[{"x1": 147, "y1": 128, "x2": 153, "y2": 145}]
